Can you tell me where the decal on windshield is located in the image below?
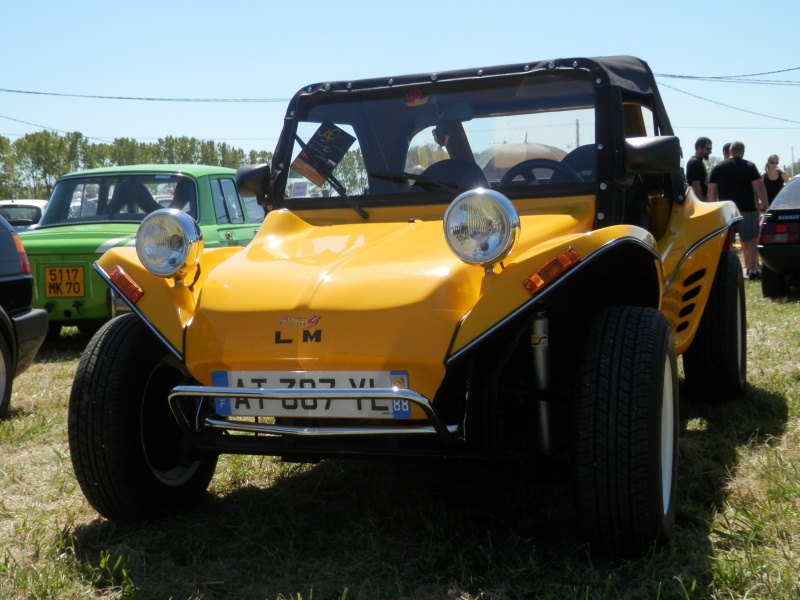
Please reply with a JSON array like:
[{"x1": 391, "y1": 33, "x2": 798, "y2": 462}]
[{"x1": 291, "y1": 121, "x2": 355, "y2": 187}]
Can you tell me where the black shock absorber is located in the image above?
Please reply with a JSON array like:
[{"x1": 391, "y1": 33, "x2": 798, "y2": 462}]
[{"x1": 531, "y1": 311, "x2": 550, "y2": 454}]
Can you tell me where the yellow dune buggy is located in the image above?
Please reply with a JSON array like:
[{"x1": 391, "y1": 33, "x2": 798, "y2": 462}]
[{"x1": 68, "y1": 55, "x2": 744, "y2": 557}]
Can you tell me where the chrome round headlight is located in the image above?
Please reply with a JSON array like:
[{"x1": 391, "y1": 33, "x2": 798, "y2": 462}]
[
  {"x1": 136, "y1": 209, "x2": 203, "y2": 278},
  {"x1": 443, "y1": 189, "x2": 520, "y2": 267}
]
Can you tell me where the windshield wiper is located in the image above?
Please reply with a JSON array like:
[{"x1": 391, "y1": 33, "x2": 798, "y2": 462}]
[
  {"x1": 294, "y1": 135, "x2": 368, "y2": 219},
  {"x1": 369, "y1": 171, "x2": 460, "y2": 192}
]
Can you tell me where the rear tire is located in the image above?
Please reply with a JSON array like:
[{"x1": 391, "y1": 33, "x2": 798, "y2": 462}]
[
  {"x1": 684, "y1": 250, "x2": 746, "y2": 401},
  {"x1": 68, "y1": 314, "x2": 217, "y2": 523},
  {"x1": 0, "y1": 333, "x2": 12, "y2": 419},
  {"x1": 761, "y1": 264, "x2": 790, "y2": 298},
  {"x1": 574, "y1": 307, "x2": 678, "y2": 558}
]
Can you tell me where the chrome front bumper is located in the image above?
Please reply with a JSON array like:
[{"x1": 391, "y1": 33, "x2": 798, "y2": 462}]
[{"x1": 168, "y1": 385, "x2": 462, "y2": 444}]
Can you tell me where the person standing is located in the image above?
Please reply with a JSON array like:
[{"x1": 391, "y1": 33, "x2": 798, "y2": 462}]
[
  {"x1": 763, "y1": 154, "x2": 789, "y2": 207},
  {"x1": 707, "y1": 141, "x2": 769, "y2": 281},
  {"x1": 722, "y1": 142, "x2": 731, "y2": 160},
  {"x1": 686, "y1": 137, "x2": 713, "y2": 200}
]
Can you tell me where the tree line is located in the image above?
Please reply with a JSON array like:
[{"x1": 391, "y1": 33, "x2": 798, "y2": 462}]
[{"x1": 0, "y1": 130, "x2": 273, "y2": 199}]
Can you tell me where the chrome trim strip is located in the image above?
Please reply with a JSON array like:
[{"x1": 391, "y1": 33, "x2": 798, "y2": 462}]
[
  {"x1": 660, "y1": 218, "x2": 741, "y2": 296},
  {"x1": 169, "y1": 385, "x2": 459, "y2": 442},
  {"x1": 93, "y1": 262, "x2": 183, "y2": 362},
  {"x1": 203, "y1": 418, "x2": 459, "y2": 437}
]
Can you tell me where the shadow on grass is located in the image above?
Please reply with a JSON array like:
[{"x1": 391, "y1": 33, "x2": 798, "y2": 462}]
[
  {"x1": 69, "y1": 460, "x2": 588, "y2": 599},
  {"x1": 679, "y1": 379, "x2": 788, "y2": 510},
  {"x1": 674, "y1": 379, "x2": 789, "y2": 591},
  {"x1": 65, "y1": 382, "x2": 789, "y2": 600},
  {"x1": 33, "y1": 326, "x2": 93, "y2": 363}
]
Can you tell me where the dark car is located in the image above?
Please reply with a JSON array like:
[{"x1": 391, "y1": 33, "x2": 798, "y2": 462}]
[
  {"x1": 0, "y1": 215, "x2": 48, "y2": 418},
  {"x1": 758, "y1": 177, "x2": 800, "y2": 297}
]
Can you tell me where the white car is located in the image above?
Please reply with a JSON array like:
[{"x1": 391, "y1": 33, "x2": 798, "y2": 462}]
[{"x1": 0, "y1": 199, "x2": 49, "y2": 230}]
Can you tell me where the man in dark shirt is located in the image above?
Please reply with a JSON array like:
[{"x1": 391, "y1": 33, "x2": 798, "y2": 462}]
[
  {"x1": 686, "y1": 137, "x2": 713, "y2": 200},
  {"x1": 707, "y1": 140, "x2": 768, "y2": 280}
]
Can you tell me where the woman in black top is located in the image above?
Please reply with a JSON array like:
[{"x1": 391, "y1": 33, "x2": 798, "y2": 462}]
[{"x1": 763, "y1": 154, "x2": 789, "y2": 206}]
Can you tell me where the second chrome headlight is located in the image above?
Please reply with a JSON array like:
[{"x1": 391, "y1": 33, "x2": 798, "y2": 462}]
[
  {"x1": 443, "y1": 189, "x2": 520, "y2": 267},
  {"x1": 136, "y1": 209, "x2": 203, "y2": 278}
]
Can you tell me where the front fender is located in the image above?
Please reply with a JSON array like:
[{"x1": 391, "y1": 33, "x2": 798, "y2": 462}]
[
  {"x1": 95, "y1": 245, "x2": 243, "y2": 360},
  {"x1": 448, "y1": 224, "x2": 661, "y2": 361}
]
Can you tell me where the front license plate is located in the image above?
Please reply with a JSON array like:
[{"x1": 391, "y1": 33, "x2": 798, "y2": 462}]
[
  {"x1": 212, "y1": 370, "x2": 412, "y2": 419},
  {"x1": 44, "y1": 266, "x2": 85, "y2": 298}
]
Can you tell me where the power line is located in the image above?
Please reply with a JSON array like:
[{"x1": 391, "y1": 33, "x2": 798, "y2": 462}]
[
  {"x1": 2, "y1": 67, "x2": 799, "y2": 104},
  {"x1": 0, "y1": 88, "x2": 290, "y2": 103},
  {"x1": 0, "y1": 113, "x2": 109, "y2": 142},
  {"x1": 4, "y1": 68, "x2": 800, "y2": 143},
  {"x1": 656, "y1": 81, "x2": 800, "y2": 125},
  {"x1": 0, "y1": 113, "x2": 278, "y2": 144},
  {"x1": 655, "y1": 66, "x2": 800, "y2": 80}
]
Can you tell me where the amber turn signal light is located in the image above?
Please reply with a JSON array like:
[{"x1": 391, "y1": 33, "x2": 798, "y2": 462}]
[
  {"x1": 109, "y1": 265, "x2": 144, "y2": 303},
  {"x1": 523, "y1": 247, "x2": 580, "y2": 294}
]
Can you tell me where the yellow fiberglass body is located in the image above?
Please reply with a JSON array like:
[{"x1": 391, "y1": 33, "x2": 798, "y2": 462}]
[{"x1": 96, "y1": 187, "x2": 737, "y2": 405}]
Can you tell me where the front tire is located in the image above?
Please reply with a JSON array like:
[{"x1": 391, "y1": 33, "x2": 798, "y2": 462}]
[
  {"x1": 573, "y1": 307, "x2": 678, "y2": 558},
  {"x1": 68, "y1": 314, "x2": 217, "y2": 523},
  {"x1": 683, "y1": 250, "x2": 746, "y2": 401}
]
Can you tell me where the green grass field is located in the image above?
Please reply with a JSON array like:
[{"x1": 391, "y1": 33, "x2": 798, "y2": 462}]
[{"x1": 2, "y1": 280, "x2": 799, "y2": 600}]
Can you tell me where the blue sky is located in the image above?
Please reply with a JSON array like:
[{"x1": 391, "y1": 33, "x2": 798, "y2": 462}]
[{"x1": 2, "y1": 0, "x2": 799, "y2": 173}]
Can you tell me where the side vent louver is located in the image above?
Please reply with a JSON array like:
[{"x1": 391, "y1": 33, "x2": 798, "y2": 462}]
[{"x1": 675, "y1": 268, "x2": 707, "y2": 333}]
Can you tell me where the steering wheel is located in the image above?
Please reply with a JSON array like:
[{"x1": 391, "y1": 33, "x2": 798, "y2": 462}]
[{"x1": 499, "y1": 158, "x2": 583, "y2": 186}]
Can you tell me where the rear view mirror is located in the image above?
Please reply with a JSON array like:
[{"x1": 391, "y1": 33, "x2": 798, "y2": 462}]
[{"x1": 236, "y1": 164, "x2": 271, "y2": 207}]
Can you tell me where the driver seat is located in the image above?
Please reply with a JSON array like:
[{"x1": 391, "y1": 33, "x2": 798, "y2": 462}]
[
  {"x1": 554, "y1": 144, "x2": 596, "y2": 183},
  {"x1": 107, "y1": 180, "x2": 161, "y2": 215}
]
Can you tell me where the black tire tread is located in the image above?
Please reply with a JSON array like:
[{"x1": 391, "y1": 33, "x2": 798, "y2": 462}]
[
  {"x1": 68, "y1": 314, "x2": 215, "y2": 522},
  {"x1": 760, "y1": 264, "x2": 790, "y2": 298},
  {"x1": 683, "y1": 250, "x2": 746, "y2": 401},
  {"x1": 574, "y1": 306, "x2": 677, "y2": 557}
]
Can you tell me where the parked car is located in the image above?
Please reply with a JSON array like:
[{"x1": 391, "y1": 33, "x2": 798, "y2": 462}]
[
  {"x1": 68, "y1": 56, "x2": 745, "y2": 557},
  {"x1": 0, "y1": 199, "x2": 49, "y2": 230},
  {"x1": 0, "y1": 214, "x2": 48, "y2": 418},
  {"x1": 19, "y1": 164, "x2": 261, "y2": 337},
  {"x1": 757, "y1": 177, "x2": 800, "y2": 297}
]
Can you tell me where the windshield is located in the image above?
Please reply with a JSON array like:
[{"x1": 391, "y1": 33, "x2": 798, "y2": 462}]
[
  {"x1": 0, "y1": 203, "x2": 45, "y2": 226},
  {"x1": 40, "y1": 173, "x2": 197, "y2": 227},
  {"x1": 281, "y1": 72, "x2": 597, "y2": 206},
  {"x1": 771, "y1": 178, "x2": 800, "y2": 210}
]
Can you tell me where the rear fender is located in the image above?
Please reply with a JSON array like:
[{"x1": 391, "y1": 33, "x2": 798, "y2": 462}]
[
  {"x1": 657, "y1": 196, "x2": 741, "y2": 355},
  {"x1": 95, "y1": 246, "x2": 242, "y2": 360},
  {"x1": 660, "y1": 228, "x2": 736, "y2": 355},
  {"x1": 447, "y1": 225, "x2": 662, "y2": 362}
]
